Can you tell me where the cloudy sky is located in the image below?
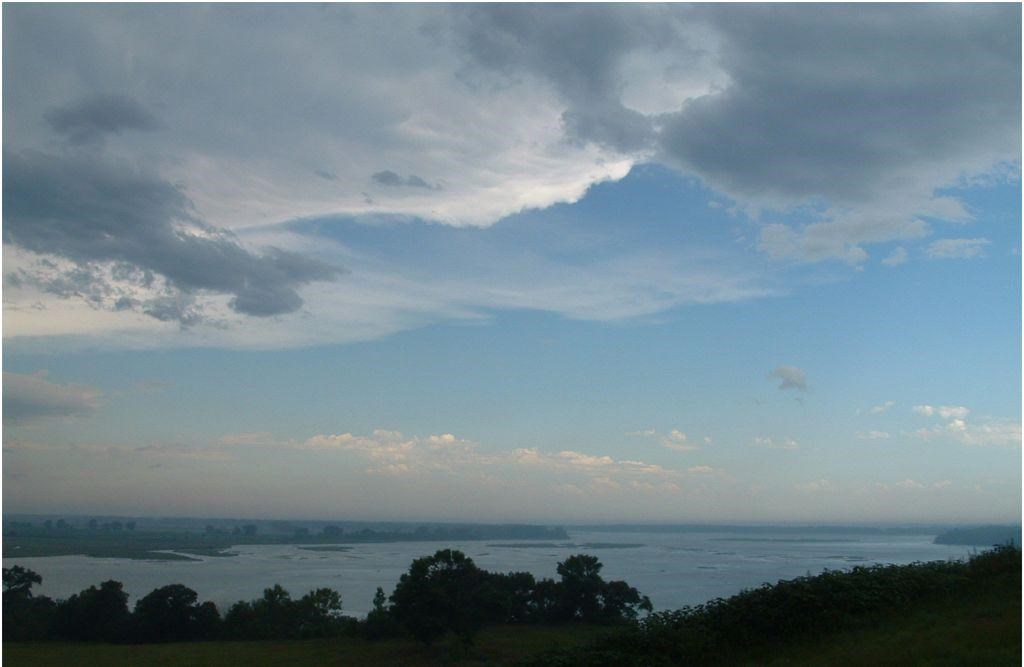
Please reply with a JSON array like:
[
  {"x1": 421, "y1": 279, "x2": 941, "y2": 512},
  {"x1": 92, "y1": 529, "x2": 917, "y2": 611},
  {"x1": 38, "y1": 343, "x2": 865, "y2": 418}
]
[{"x1": 3, "y1": 4, "x2": 1020, "y2": 523}]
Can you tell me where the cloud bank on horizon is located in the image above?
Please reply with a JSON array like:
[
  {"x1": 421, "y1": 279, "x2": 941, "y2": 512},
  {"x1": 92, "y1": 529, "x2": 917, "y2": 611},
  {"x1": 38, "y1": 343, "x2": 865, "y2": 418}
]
[{"x1": 2, "y1": 3, "x2": 1019, "y2": 348}]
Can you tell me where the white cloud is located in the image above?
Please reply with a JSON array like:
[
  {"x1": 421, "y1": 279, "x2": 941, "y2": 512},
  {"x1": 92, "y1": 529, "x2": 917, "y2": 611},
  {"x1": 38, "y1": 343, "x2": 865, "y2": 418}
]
[
  {"x1": 687, "y1": 465, "x2": 718, "y2": 475},
  {"x1": 630, "y1": 427, "x2": 702, "y2": 452},
  {"x1": 910, "y1": 414, "x2": 1020, "y2": 448},
  {"x1": 925, "y1": 238, "x2": 991, "y2": 260},
  {"x1": 752, "y1": 436, "x2": 799, "y2": 450},
  {"x1": 2, "y1": 5, "x2": 1018, "y2": 350},
  {"x1": 869, "y1": 401, "x2": 895, "y2": 414},
  {"x1": 894, "y1": 478, "x2": 925, "y2": 490},
  {"x1": 857, "y1": 430, "x2": 891, "y2": 440},
  {"x1": 881, "y1": 247, "x2": 908, "y2": 266},
  {"x1": 302, "y1": 430, "x2": 477, "y2": 475},
  {"x1": 299, "y1": 429, "x2": 681, "y2": 483},
  {"x1": 913, "y1": 404, "x2": 970, "y2": 419}
]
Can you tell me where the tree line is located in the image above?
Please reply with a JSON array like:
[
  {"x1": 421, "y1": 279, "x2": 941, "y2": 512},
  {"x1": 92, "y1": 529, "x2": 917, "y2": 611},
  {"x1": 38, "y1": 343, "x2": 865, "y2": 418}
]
[{"x1": 3, "y1": 549, "x2": 650, "y2": 645}]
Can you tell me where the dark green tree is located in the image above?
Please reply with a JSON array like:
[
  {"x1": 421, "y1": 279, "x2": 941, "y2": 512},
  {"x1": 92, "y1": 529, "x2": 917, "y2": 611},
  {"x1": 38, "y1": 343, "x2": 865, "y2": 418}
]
[
  {"x1": 389, "y1": 549, "x2": 487, "y2": 645},
  {"x1": 3, "y1": 566, "x2": 42, "y2": 597},
  {"x1": 3, "y1": 566, "x2": 56, "y2": 641},
  {"x1": 132, "y1": 584, "x2": 221, "y2": 642},
  {"x1": 52, "y1": 580, "x2": 131, "y2": 641},
  {"x1": 295, "y1": 587, "x2": 343, "y2": 638},
  {"x1": 364, "y1": 586, "x2": 400, "y2": 640}
]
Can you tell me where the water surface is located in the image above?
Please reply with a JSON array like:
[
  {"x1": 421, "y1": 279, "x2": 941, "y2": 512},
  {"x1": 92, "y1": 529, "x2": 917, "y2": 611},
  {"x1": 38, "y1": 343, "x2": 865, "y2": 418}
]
[{"x1": 3, "y1": 530, "x2": 971, "y2": 616}]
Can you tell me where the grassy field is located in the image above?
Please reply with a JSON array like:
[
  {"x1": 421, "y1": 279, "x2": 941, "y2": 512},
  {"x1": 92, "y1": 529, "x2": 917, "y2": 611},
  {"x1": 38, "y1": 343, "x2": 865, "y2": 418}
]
[{"x1": 2, "y1": 624, "x2": 614, "y2": 666}]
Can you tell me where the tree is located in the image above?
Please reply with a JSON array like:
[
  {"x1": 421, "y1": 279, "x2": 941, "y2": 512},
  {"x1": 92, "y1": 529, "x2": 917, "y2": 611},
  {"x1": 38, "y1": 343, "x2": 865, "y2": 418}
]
[
  {"x1": 364, "y1": 586, "x2": 400, "y2": 640},
  {"x1": 389, "y1": 549, "x2": 488, "y2": 645},
  {"x1": 481, "y1": 570, "x2": 537, "y2": 623},
  {"x1": 4, "y1": 566, "x2": 42, "y2": 597},
  {"x1": 3, "y1": 567, "x2": 55, "y2": 641},
  {"x1": 52, "y1": 580, "x2": 131, "y2": 641},
  {"x1": 132, "y1": 584, "x2": 221, "y2": 642},
  {"x1": 540, "y1": 554, "x2": 652, "y2": 624},
  {"x1": 599, "y1": 579, "x2": 653, "y2": 622},
  {"x1": 556, "y1": 554, "x2": 605, "y2": 620},
  {"x1": 295, "y1": 588, "x2": 343, "y2": 638},
  {"x1": 223, "y1": 585, "x2": 299, "y2": 639}
]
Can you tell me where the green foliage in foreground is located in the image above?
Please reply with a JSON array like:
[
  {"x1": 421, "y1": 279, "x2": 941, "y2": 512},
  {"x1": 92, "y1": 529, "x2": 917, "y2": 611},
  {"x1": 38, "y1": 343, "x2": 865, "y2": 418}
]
[
  {"x1": 3, "y1": 550, "x2": 648, "y2": 647},
  {"x1": 5, "y1": 548, "x2": 1019, "y2": 666},
  {"x1": 524, "y1": 545, "x2": 1022, "y2": 666}
]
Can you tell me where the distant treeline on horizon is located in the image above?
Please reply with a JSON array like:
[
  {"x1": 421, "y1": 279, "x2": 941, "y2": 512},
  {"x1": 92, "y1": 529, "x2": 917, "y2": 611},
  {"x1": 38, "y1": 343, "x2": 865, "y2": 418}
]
[{"x1": 933, "y1": 525, "x2": 1021, "y2": 546}]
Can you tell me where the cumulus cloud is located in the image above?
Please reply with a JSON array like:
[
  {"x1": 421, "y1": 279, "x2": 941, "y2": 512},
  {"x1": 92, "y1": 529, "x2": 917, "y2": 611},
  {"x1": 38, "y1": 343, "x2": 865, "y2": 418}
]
[
  {"x1": 913, "y1": 405, "x2": 970, "y2": 420},
  {"x1": 300, "y1": 429, "x2": 678, "y2": 482},
  {"x1": 925, "y1": 238, "x2": 991, "y2": 260},
  {"x1": 8, "y1": 5, "x2": 1010, "y2": 241},
  {"x1": 2, "y1": 4, "x2": 1019, "y2": 348},
  {"x1": 3, "y1": 150, "x2": 342, "y2": 323},
  {"x1": 869, "y1": 401, "x2": 895, "y2": 414},
  {"x1": 3, "y1": 371, "x2": 102, "y2": 423},
  {"x1": 660, "y1": 4, "x2": 1018, "y2": 262},
  {"x1": 857, "y1": 431, "x2": 891, "y2": 440},
  {"x1": 911, "y1": 405, "x2": 1019, "y2": 447},
  {"x1": 769, "y1": 365, "x2": 807, "y2": 392}
]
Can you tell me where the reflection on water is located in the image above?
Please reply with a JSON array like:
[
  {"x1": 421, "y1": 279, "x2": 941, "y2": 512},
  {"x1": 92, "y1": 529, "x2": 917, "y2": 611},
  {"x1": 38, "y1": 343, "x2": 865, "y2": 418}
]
[{"x1": 3, "y1": 531, "x2": 971, "y2": 617}]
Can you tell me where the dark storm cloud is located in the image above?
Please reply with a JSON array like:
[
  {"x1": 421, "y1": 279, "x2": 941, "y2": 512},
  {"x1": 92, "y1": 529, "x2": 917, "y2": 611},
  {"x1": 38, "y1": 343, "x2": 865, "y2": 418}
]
[
  {"x1": 45, "y1": 94, "x2": 160, "y2": 144},
  {"x1": 457, "y1": 4, "x2": 1019, "y2": 206},
  {"x1": 453, "y1": 4, "x2": 678, "y2": 152},
  {"x1": 2, "y1": 150, "x2": 342, "y2": 320},
  {"x1": 659, "y1": 4, "x2": 1020, "y2": 203}
]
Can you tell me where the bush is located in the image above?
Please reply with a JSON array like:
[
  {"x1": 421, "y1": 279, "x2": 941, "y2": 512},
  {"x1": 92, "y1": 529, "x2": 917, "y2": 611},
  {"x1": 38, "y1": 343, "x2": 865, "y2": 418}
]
[{"x1": 524, "y1": 546, "x2": 1022, "y2": 666}]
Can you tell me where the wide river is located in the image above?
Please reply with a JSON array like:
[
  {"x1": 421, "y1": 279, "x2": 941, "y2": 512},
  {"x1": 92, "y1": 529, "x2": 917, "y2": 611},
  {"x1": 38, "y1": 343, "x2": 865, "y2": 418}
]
[{"x1": 4, "y1": 530, "x2": 973, "y2": 616}]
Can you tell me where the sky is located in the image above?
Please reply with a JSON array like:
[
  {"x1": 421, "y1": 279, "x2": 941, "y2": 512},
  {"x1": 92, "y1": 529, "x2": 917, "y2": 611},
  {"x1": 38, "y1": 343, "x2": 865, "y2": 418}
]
[{"x1": 2, "y1": 4, "x2": 1021, "y2": 523}]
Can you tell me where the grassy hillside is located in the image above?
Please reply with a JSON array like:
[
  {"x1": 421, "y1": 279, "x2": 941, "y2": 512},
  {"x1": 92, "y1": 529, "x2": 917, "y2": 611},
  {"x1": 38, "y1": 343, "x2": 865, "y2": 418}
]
[
  {"x1": 746, "y1": 566, "x2": 1020, "y2": 666},
  {"x1": 526, "y1": 546, "x2": 1021, "y2": 666}
]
